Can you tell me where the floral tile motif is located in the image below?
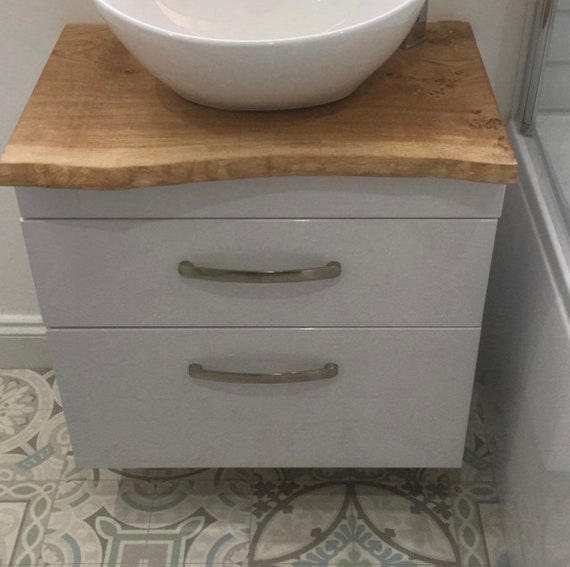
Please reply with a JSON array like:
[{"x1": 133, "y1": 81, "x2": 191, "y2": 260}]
[
  {"x1": 0, "y1": 369, "x2": 69, "y2": 482},
  {"x1": 41, "y1": 479, "x2": 155, "y2": 566},
  {"x1": 249, "y1": 475, "x2": 462, "y2": 567},
  {"x1": 0, "y1": 369, "x2": 57, "y2": 411},
  {"x1": 250, "y1": 479, "x2": 355, "y2": 566},
  {"x1": 3, "y1": 368, "x2": 510, "y2": 567},
  {"x1": 147, "y1": 479, "x2": 251, "y2": 566},
  {"x1": 351, "y1": 480, "x2": 459, "y2": 566},
  {"x1": 0, "y1": 481, "x2": 57, "y2": 567}
]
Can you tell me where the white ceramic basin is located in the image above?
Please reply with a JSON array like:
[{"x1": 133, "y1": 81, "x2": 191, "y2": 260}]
[{"x1": 93, "y1": 0, "x2": 425, "y2": 110}]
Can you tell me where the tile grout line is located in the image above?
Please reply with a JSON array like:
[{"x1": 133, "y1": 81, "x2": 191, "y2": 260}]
[
  {"x1": 31, "y1": 369, "x2": 69, "y2": 567},
  {"x1": 246, "y1": 476, "x2": 256, "y2": 566}
]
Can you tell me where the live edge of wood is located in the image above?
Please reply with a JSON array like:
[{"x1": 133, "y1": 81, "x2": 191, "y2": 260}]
[{"x1": 0, "y1": 22, "x2": 517, "y2": 190}]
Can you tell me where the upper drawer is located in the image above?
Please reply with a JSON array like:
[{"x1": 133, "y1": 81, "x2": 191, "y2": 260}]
[
  {"x1": 23, "y1": 218, "x2": 497, "y2": 327},
  {"x1": 16, "y1": 177, "x2": 505, "y2": 219}
]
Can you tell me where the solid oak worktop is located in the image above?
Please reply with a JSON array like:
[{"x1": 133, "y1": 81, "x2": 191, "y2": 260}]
[{"x1": 0, "y1": 21, "x2": 517, "y2": 190}]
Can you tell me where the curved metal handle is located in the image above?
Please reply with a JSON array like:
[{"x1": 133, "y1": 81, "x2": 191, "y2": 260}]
[
  {"x1": 189, "y1": 362, "x2": 339, "y2": 384},
  {"x1": 179, "y1": 261, "x2": 341, "y2": 283}
]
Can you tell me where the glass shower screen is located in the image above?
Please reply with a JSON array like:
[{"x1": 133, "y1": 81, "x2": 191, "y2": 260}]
[{"x1": 521, "y1": 0, "x2": 570, "y2": 224}]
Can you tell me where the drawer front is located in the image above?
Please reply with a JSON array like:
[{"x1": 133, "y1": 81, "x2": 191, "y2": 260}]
[
  {"x1": 16, "y1": 177, "x2": 505, "y2": 219},
  {"x1": 23, "y1": 219, "x2": 497, "y2": 327},
  {"x1": 48, "y1": 327, "x2": 481, "y2": 468}
]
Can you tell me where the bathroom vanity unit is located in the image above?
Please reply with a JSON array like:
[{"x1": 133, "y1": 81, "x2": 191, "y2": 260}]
[{"x1": 0, "y1": 23, "x2": 517, "y2": 468}]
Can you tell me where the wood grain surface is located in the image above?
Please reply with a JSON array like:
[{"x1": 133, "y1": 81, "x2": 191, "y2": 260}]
[{"x1": 0, "y1": 22, "x2": 517, "y2": 189}]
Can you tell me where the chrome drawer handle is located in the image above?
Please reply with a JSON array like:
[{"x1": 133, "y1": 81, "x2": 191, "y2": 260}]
[
  {"x1": 178, "y1": 261, "x2": 341, "y2": 283},
  {"x1": 189, "y1": 362, "x2": 339, "y2": 384}
]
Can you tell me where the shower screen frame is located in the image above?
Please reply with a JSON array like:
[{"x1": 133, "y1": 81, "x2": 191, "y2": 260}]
[{"x1": 520, "y1": 0, "x2": 558, "y2": 134}]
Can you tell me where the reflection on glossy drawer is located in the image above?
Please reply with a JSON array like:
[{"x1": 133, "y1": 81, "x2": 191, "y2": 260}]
[
  {"x1": 23, "y1": 219, "x2": 497, "y2": 327},
  {"x1": 48, "y1": 327, "x2": 480, "y2": 468},
  {"x1": 16, "y1": 177, "x2": 505, "y2": 219}
]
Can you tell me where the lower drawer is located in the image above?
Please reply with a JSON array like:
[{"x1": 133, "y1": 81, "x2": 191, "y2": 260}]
[{"x1": 49, "y1": 327, "x2": 480, "y2": 468}]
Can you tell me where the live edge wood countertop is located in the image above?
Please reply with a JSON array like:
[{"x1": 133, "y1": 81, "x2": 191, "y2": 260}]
[{"x1": 0, "y1": 21, "x2": 517, "y2": 190}]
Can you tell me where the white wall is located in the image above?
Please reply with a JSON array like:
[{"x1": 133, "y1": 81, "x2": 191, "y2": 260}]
[
  {"x1": 0, "y1": 1, "x2": 101, "y2": 365},
  {"x1": 0, "y1": 0, "x2": 534, "y2": 358},
  {"x1": 429, "y1": 0, "x2": 536, "y2": 116},
  {"x1": 0, "y1": 0, "x2": 103, "y2": 324}
]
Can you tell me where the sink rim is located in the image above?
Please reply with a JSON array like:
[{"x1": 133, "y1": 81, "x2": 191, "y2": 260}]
[{"x1": 93, "y1": 0, "x2": 424, "y2": 45}]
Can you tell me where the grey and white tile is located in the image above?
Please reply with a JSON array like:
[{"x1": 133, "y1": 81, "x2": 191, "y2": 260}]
[
  {"x1": 350, "y1": 478, "x2": 460, "y2": 567},
  {"x1": 451, "y1": 482, "x2": 508, "y2": 566},
  {"x1": 147, "y1": 478, "x2": 252, "y2": 566},
  {"x1": 248, "y1": 474, "x2": 465, "y2": 567},
  {"x1": 458, "y1": 384, "x2": 496, "y2": 483},
  {"x1": 1, "y1": 368, "x2": 511, "y2": 567},
  {"x1": 61, "y1": 451, "x2": 220, "y2": 483},
  {"x1": 0, "y1": 369, "x2": 69, "y2": 482},
  {"x1": 62, "y1": 451, "x2": 261, "y2": 485},
  {"x1": 41, "y1": 479, "x2": 155, "y2": 566},
  {"x1": 478, "y1": 502, "x2": 510, "y2": 567},
  {"x1": 249, "y1": 467, "x2": 450, "y2": 487},
  {"x1": 0, "y1": 481, "x2": 57, "y2": 566},
  {"x1": 250, "y1": 479, "x2": 356, "y2": 566}
]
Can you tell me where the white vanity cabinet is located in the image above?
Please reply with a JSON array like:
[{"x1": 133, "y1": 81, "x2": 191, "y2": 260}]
[
  {"x1": 17, "y1": 176, "x2": 504, "y2": 468},
  {"x1": 0, "y1": 21, "x2": 516, "y2": 469}
]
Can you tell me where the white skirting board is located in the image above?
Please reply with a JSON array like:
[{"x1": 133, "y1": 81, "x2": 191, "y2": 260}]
[{"x1": 0, "y1": 315, "x2": 50, "y2": 368}]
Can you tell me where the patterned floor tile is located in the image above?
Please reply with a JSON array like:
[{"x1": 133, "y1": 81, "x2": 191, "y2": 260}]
[
  {"x1": 250, "y1": 468, "x2": 451, "y2": 487},
  {"x1": 425, "y1": 396, "x2": 495, "y2": 487},
  {"x1": 478, "y1": 503, "x2": 510, "y2": 566},
  {"x1": 248, "y1": 475, "x2": 469, "y2": 567},
  {"x1": 62, "y1": 453, "x2": 260, "y2": 485},
  {"x1": 451, "y1": 482, "x2": 507, "y2": 566},
  {"x1": 58, "y1": 451, "x2": 120, "y2": 482},
  {"x1": 2, "y1": 369, "x2": 510, "y2": 567},
  {"x1": 37, "y1": 564, "x2": 167, "y2": 567},
  {"x1": 0, "y1": 370, "x2": 69, "y2": 482},
  {"x1": 60, "y1": 451, "x2": 221, "y2": 483},
  {"x1": 0, "y1": 481, "x2": 57, "y2": 566},
  {"x1": 350, "y1": 480, "x2": 460, "y2": 567},
  {"x1": 250, "y1": 479, "x2": 356, "y2": 566},
  {"x1": 147, "y1": 479, "x2": 252, "y2": 566},
  {"x1": 455, "y1": 385, "x2": 495, "y2": 484},
  {"x1": 36, "y1": 564, "x2": 169, "y2": 567},
  {"x1": 41, "y1": 479, "x2": 155, "y2": 566},
  {"x1": 0, "y1": 369, "x2": 58, "y2": 411}
]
